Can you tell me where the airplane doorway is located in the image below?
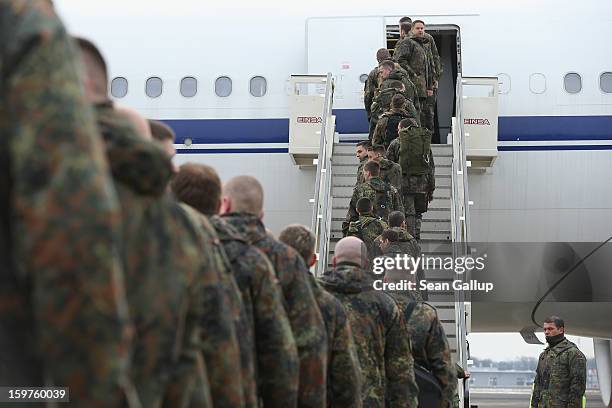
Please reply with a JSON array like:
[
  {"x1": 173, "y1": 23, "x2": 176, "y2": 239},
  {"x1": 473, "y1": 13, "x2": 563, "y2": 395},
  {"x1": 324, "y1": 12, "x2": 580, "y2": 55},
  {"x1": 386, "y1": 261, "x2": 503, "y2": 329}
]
[{"x1": 386, "y1": 24, "x2": 460, "y2": 144}]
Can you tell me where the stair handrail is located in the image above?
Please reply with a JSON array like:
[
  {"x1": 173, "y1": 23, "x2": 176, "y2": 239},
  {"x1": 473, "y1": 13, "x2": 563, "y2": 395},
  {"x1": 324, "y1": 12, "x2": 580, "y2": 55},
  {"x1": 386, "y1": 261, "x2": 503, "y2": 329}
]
[
  {"x1": 451, "y1": 73, "x2": 471, "y2": 407},
  {"x1": 310, "y1": 72, "x2": 335, "y2": 276}
]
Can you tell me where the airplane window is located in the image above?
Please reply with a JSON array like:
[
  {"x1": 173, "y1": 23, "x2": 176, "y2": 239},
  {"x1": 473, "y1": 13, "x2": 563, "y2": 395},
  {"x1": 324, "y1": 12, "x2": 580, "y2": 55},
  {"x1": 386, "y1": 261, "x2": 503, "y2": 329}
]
[
  {"x1": 359, "y1": 74, "x2": 368, "y2": 83},
  {"x1": 110, "y1": 77, "x2": 128, "y2": 98},
  {"x1": 250, "y1": 76, "x2": 267, "y2": 97},
  {"x1": 529, "y1": 73, "x2": 546, "y2": 94},
  {"x1": 564, "y1": 73, "x2": 582, "y2": 94},
  {"x1": 180, "y1": 77, "x2": 197, "y2": 97},
  {"x1": 497, "y1": 73, "x2": 511, "y2": 94},
  {"x1": 600, "y1": 72, "x2": 612, "y2": 93},
  {"x1": 146, "y1": 77, "x2": 163, "y2": 98},
  {"x1": 215, "y1": 76, "x2": 232, "y2": 97}
]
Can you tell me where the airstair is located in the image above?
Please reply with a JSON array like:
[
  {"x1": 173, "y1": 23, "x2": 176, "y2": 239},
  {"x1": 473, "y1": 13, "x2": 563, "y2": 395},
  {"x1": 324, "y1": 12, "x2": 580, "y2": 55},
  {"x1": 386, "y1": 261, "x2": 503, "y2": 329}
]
[{"x1": 308, "y1": 73, "x2": 480, "y2": 407}]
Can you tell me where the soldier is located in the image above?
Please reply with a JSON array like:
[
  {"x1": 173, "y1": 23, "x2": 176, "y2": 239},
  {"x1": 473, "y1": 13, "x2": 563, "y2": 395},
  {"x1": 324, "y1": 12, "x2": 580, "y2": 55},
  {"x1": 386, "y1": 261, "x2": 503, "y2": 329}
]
[
  {"x1": 378, "y1": 59, "x2": 420, "y2": 116},
  {"x1": 364, "y1": 48, "x2": 391, "y2": 122},
  {"x1": 319, "y1": 237, "x2": 418, "y2": 407},
  {"x1": 393, "y1": 19, "x2": 431, "y2": 120},
  {"x1": 220, "y1": 175, "x2": 328, "y2": 408},
  {"x1": 79, "y1": 38, "x2": 239, "y2": 406},
  {"x1": 369, "y1": 78, "x2": 406, "y2": 140},
  {"x1": 531, "y1": 316, "x2": 586, "y2": 408},
  {"x1": 171, "y1": 163, "x2": 300, "y2": 407},
  {"x1": 410, "y1": 20, "x2": 438, "y2": 132},
  {"x1": 0, "y1": 3, "x2": 134, "y2": 405},
  {"x1": 393, "y1": 118, "x2": 436, "y2": 240},
  {"x1": 278, "y1": 224, "x2": 363, "y2": 408},
  {"x1": 376, "y1": 211, "x2": 421, "y2": 259},
  {"x1": 347, "y1": 198, "x2": 388, "y2": 262},
  {"x1": 373, "y1": 94, "x2": 418, "y2": 151},
  {"x1": 343, "y1": 160, "x2": 403, "y2": 235},
  {"x1": 367, "y1": 144, "x2": 402, "y2": 192},
  {"x1": 384, "y1": 265, "x2": 457, "y2": 407},
  {"x1": 355, "y1": 140, "x2": 371, "y2": 185}
]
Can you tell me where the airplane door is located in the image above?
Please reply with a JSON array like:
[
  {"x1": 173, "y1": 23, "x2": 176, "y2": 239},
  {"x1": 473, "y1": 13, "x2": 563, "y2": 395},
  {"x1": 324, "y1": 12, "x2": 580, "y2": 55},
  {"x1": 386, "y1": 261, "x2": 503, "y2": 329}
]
[{"x1": 307, "y1": 17, "x2": 386, "y2": 110}]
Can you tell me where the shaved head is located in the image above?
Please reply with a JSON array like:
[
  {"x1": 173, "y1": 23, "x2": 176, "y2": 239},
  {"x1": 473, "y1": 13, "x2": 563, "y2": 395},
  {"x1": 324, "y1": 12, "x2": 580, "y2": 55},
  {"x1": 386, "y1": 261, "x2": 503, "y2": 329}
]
[
  {"x1": 75, "y1": 37, "x2": 108, "y2": 104},
  {"x1": 223, "y1": 175, "x2": 264, "y2": 215},
  {"x1": 334, "y1": 236, "x2": 368, "y2": 268},
  {"x1": 115, "y1": 106, "x2": 151, "y2": 140}
]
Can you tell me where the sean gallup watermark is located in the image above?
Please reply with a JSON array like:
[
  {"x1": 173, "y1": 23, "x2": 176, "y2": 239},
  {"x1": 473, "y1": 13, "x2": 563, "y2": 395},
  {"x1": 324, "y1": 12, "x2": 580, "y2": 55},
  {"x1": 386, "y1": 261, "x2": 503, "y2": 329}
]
[{"x1": 371, "y1": 254, "x2": 494, "y2": 294}]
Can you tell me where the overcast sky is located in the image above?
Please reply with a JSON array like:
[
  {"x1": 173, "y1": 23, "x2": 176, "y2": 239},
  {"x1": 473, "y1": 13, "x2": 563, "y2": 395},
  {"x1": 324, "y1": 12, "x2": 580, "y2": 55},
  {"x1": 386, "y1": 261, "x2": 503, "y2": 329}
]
[{"x1": 468, "y1": 333, "x2": 595, "y2": 360}]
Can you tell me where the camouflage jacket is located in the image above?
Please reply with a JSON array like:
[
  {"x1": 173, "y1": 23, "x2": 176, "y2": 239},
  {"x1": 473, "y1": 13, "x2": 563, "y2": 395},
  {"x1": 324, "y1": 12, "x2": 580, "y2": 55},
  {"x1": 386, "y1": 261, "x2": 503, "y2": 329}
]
[
  {"x1": 377, "y1": 227, "x2": 421, "y2": 260},
  {"x1": 307, "y1": 274, "x2": 363, "y2": 408},
  {"x1": 210, "y1": 216, "x2": 299, "y2": 407},
  {"x1": 0, "y1": 2, "x2": 132, "y2": 405},
  {"x1": 319, "y1": 264, "x2": 418, "y2": 408},
  {"x1": 386, "y1": 138, "x2": 435, "y2": 193},
  {"x1": 393, "y1": 36, "x2": 430, "y2": 97},
  {"x1": 378, "y1": 158, "x2": 402, "y2": 193},
  {"x1": 532, "y1": 337, "x2": 586, "y2": 408},
  {"x1": 364, "y1": 66, "x2": 379, "y2": 120},
  {"x1": 381, "y1": 67, "x2": 419, "y2": 108},
  {"x1": 373, "y1": 110, "x2": 420, "y2": 151},
  {"x1": 223, "y1": 212, "x2": 328, "y2": 408},
  {"x1": 411, "y1": 33, "x2": 441, "y2": 85},
  {"x1": 387, "y1": 292, "x2": 457, "y2": 408},
  {"x1": 370, "y1": 87, "x2": 404, "y2": 125},
  {"x1": 187, "y1": 210, "x2": 258, "y2": 408},
  {"x1": 344, "y1": 177, "x2": 403, "y2": 232},
  {"x1": 97, "y1": 105, "x2": 215, "y2": 407},
  {"x1": 347, "y1": 213, "x2": 388, "y2": 261},
  {"x1": 356, "y1": 157, "x2": 367, "y2": 185}
]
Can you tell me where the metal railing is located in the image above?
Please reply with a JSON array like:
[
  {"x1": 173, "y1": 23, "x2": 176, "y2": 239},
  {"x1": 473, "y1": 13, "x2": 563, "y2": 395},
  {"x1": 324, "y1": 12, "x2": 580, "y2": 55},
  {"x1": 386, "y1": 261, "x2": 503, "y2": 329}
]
[
  {"x1": 450, "y1": 74, "x2": 472, "y2": 407},
  {"x1": 310, "y1": 73, "x2": 335, "y2": 276}
]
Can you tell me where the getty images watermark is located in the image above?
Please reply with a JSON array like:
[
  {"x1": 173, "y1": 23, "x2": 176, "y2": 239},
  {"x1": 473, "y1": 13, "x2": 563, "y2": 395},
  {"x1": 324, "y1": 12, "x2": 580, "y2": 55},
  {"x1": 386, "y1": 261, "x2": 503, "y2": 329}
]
[{"x1": 370, "y1": 254, "x2": 494, "y2": 293}]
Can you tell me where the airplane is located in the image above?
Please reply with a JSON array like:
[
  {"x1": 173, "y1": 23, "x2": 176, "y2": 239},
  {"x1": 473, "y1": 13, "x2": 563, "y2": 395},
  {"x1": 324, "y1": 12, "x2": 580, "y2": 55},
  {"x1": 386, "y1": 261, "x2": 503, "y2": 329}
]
[{"x1": 54, "y1": 0, "x2": 612, "y2": 405}]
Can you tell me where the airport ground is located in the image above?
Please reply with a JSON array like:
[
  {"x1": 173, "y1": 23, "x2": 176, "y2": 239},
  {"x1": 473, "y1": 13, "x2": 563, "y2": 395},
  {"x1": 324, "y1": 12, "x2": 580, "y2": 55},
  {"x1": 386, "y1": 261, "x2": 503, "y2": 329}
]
[{"x1": 470, "y1": 389, "x2": 604, "y2": 407}]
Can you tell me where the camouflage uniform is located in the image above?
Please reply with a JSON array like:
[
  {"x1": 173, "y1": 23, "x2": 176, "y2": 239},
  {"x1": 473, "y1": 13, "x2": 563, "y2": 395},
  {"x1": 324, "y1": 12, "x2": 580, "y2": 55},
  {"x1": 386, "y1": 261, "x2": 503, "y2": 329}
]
[
  {"x1": 381, "y1": 66, "x2": 420, "y2": 112},
  {"x1": 387, "y1": 133, "x2": 436, "y2": 240},
  {"x1": 320, "y1": 264, "x2": 418, "y2": 408},
  {"x1": 364, "y1": 66, "x2": 379, "y2": 122},
  {"x1": 0, "y1": 2, "x2": 132, "y2": 405},
  {"x1": 356, "y1": 157, "x2": 367, "y2": 185},
  {"x1": 387, "y1": 292, "x2": 457, "y2": 408},
  {"x1": 372, "y1": 110, "x2": 419, "y2": 151},
  {"x1": 377, "y1": 157, "x2": 402, "y2": 193},
  {"x1": 411, "y1": 33, "x2": 440, "y2": 132},
  {"x1": 343, "y1": 177, "x2": 403, "y2": 234},
  {"x1": 223, "y1": 213, "x2": 328, "y2": 408},
  {"x1": 209, "y1": 216, "x2": 299, "y2": 407},
  {"x1": 347, "y1": 212, "x2": 388, "y2": 262},
  {"x1": 187, "y1": 210, "x2": 257, "y2": 408},
  {"x1": 376, "y1": 227, "x2": 421, "y2": 261},
  {"x1": 96, "y1": 104, "x2": 215, "y2": 406},
  {"x1": 306, "y1": 273, "x2": 363, "y2": 408},
  {"x1": 531, "y1": 337, "x2": 586, "y2": 408},
  {"x1": 393, "y1": 36, "x2": 430, "y2": 99}
]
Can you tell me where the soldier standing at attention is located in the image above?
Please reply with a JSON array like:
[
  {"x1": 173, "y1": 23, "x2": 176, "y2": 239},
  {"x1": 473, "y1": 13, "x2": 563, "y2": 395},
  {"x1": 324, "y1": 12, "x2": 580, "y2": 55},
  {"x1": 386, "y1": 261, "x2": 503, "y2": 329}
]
[
  {"x1": 531, "y1": 316, "x2": 586, "y2": 408},
  {"x1": 0, "y1": 2, "x2": 132, "y2": 405}
]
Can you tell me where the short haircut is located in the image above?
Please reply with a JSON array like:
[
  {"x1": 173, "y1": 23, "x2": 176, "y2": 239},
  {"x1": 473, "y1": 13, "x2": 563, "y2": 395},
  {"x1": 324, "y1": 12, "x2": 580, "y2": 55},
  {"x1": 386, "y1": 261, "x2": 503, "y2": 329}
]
[
  {"x1": 364, "y1": 160, "x2": 380, "y2": 176},
  {"x1": 400, "y1": 22, "x2": 412, "y2": 34},
  {"x1": 279, "y1": 224, "x2": 316, "y2": 264},
  {"x1": 224, "y1": 175, "x2": 264, "y2": 214},
  {"x1": 357, "y1": 140, "x2": 372, "y2": 148},
  {"x1": 399, "y1": 118, "x2": 418, "y2": 129},
  {"x1": 149, "y1": 120, "x2": 175, "y2": 142},
  {"x1": 391, "y1": 94, "x2": 406, "y2": 110},
  {"x1": 379, "y1": 60, "x2": 395, "y2": 71},
  {"x1": 376, "y1": 48, "x2": 391, "y2": 62},
  {"x1": 75, "y1": 37, "x2": 108, "y2": 97},
  {"x1": 372, "y1": 144, "x2": 386, "y2": 154},
  {"x1": 387, "y1": 80, "x2": 404, "y2": 91},
  {"x1": 388, "y1": 211, "x2": 405, "y2": 228},
  {"x1": 171, "y1": 163, "x2": 221, "y2": 216},
  {"x1": 382, "y1": 229, "x2": 399, "y2": 242},
  {"x1": 543, "y1": 316, "x2": 565, "y2": 329},
  {"x1": 413, "y1": 19, "x2": 425, "y2": 26},
  {"x1": 399, "y1": 16, "x2": 412, "y2": 24},
  {"x1": 356, "y1": 197, "x2": 373, "y2": 214}
]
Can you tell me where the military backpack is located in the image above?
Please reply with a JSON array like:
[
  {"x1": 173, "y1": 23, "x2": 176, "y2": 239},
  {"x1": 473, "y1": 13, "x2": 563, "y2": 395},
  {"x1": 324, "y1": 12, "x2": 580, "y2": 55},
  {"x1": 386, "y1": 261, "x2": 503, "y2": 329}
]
[
  {"x1": 384, "y1": 112, "x2": 409, "y2": 149},
  {"x1": 399, "y1": 125, "x2": 432, "y2": 177}
]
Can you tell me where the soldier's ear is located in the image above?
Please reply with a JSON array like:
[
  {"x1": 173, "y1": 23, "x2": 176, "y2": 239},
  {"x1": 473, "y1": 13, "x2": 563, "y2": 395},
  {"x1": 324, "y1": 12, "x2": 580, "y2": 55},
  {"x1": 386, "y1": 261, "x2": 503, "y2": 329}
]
[
  {"x1": 220, "y1": 196, "x2": 232, "y2": 214},
  {"x1": 332, "y1": 256, "x2": 337, "y2": 268},
  {"x1": 258, "y1": 210, "x2": 264, "y2": 220}
]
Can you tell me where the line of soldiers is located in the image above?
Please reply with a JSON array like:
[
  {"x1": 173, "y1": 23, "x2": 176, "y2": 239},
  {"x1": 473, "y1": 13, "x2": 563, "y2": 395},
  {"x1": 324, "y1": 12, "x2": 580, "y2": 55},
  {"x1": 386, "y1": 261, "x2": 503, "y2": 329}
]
[
  {"x1": 347, "y1": 17, "x2": 439, "y2": 244},
  {"x1": 0, "y1": 2, "x2": 457, "y2": 407}
]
